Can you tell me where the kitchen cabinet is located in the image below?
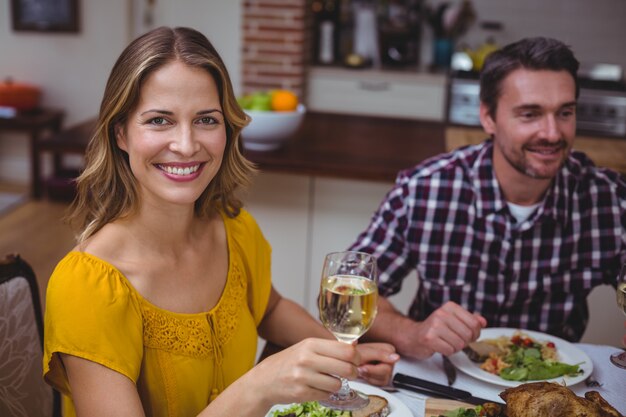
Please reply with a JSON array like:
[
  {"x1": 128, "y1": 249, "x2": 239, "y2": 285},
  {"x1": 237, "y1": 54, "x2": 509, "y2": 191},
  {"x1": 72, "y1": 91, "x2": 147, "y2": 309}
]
[
  {"x1": 307, "y1": 66, "x2": 447, "y2": 122},
  {"x1": 243, "y1": 172, "x2": 416, "y2": 317},
  {"x1": 242, "y1": 173, "x2": 311, "y2": 308},
  {"x1": 306, "y1": 176, "x2": 418, "y2": 315}
]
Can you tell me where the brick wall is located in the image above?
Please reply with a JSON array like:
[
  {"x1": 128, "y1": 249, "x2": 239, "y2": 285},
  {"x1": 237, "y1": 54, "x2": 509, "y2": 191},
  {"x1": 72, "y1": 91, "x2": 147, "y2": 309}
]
[{"x1": 241, "y1": 0, "x2": 309, "y2": 99}]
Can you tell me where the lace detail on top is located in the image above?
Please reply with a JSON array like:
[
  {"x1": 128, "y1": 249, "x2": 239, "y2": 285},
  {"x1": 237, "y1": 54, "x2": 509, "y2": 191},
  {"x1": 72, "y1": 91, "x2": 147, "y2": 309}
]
[{"x1": 142, "y1": 263, "x2": 246, "y2": 358}]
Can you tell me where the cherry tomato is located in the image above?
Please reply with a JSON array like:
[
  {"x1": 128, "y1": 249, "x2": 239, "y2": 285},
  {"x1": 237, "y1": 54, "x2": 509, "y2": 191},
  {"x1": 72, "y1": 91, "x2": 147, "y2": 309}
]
[
  {"x1": 546, "y1": 342, "x2": 556, "y2": 348},
  {"x1": 511, "y1": 335, "x2": 522, "y2": 345},
  {"x1": 523, "y1": 338, "x2": 534, "y2": 347}
]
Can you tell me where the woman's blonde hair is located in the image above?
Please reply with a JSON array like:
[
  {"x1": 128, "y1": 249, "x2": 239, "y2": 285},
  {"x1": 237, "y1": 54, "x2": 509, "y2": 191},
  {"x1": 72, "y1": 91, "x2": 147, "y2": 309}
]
[{"x1": 67, "y1": 26, "x2": 255, "y2": 242}]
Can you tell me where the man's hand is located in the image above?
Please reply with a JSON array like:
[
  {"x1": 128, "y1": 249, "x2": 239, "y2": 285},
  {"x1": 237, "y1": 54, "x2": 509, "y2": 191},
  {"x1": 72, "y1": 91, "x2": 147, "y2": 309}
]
[
  {"x1": 363, "y1": 298, "x2": 486, "y2": 360},
  {"x1": 405, "y1": 301, "x2": 487, "y2": 359}
]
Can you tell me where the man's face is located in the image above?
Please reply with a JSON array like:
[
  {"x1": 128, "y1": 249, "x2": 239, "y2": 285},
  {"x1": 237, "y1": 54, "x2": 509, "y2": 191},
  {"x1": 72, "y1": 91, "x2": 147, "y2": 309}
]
[{"x1": 480, "y1": 69, "x2": 577, "y2": 180}]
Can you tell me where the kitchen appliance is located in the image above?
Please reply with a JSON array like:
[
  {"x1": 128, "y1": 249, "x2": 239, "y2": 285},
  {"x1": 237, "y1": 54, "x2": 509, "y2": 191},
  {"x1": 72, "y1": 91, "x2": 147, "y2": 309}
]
[
  {"x1": 446, "y1": 66, "x2": 626, "y2": 138},
  {"x1": 447, "y1": 71, "x2": 481, "y2": 127}
]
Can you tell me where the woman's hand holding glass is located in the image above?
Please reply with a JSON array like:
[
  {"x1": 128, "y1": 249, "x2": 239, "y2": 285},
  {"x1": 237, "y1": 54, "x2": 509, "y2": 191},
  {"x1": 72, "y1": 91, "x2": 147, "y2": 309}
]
[
  {"x1": 353, "y1": 343, "x2": 398, "y2": 386},
  {"x1": 249, "y1": 338, "x2": 361, "y2": 410},
  {"x1": 318, "y1": 251, "x2": 379, "y2": 411},
  {"x1": 249, "y1": 337, "x2": 396, "y2": 412}
]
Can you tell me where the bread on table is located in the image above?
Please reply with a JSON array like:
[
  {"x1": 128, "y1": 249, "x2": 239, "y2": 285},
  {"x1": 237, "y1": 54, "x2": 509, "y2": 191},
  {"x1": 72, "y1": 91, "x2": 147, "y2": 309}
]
[{"x1": 352, "y1": 395, "x2": 390, "y2": 417}]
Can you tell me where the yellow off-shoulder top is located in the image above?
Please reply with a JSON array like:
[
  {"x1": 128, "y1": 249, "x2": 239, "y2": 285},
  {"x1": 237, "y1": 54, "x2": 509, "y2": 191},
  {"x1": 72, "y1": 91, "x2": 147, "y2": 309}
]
[{"x1": 43, "y1": 209, "x2": 272, "y2": 417}]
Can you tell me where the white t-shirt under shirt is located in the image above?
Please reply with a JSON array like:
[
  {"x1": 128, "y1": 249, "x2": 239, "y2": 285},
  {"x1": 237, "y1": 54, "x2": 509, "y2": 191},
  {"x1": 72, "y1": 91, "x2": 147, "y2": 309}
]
[{"x1": 507, "y1": 201, "x2": 541, "y2": 224}]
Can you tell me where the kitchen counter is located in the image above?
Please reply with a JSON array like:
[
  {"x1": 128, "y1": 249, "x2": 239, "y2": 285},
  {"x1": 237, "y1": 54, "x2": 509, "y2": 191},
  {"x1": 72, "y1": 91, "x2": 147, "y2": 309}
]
[{"x1": 243, "y1": 111, "x2": 446, "y2": 183}]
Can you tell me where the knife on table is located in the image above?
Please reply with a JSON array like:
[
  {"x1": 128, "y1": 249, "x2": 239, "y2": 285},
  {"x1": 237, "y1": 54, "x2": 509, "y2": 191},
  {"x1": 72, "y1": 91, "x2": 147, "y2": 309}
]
[
  {"x1": 392, "y1": 373, "x2": 502, "y2": 406},
  {"x1": 442, "y1": 354, "x2": 457, "y2": 386}
]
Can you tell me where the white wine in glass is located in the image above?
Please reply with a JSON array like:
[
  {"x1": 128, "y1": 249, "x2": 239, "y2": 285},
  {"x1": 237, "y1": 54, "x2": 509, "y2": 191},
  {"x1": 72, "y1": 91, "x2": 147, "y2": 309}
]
[
  {"x1": 320, "y1": 275, "x2": 378, "y2": 344},
  {"x1": 610, "y1": 262, "x2": 626, "y2": 369},
  {"x1": 318, "y1": 251, "x2": 378, "y2": 410}
]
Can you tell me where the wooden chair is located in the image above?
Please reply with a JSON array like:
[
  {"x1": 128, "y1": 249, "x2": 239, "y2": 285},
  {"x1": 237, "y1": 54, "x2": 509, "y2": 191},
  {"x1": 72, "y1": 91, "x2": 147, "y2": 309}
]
[{"x1": 0, "y1": 253, "x2": 61, "y2": 417}]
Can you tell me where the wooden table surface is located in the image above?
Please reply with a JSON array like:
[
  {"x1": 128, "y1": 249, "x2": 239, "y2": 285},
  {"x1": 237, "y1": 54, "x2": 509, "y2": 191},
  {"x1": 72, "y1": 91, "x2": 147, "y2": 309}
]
[
  {"x1": 0, "y1": 108, "x2": 65, "y2": 197},
  {"x1": 243, "y1": 112, "x2": 447, "y2": 183},
  {"x1": 0, "y1": 108, "x2": 64, "y2": 131}
]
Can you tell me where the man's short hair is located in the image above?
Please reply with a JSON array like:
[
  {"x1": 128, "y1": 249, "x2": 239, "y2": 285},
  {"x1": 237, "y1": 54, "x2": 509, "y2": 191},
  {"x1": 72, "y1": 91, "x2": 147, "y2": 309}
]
[{"x1": 480, "y1": 37, "x2": 580, "y2": 118}]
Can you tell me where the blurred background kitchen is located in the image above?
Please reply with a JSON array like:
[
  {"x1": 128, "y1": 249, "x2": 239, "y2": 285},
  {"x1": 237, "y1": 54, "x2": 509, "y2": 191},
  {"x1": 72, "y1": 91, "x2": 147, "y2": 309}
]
[{"x1": 1, "y1": 0, "x2": 625, "y2": 346}]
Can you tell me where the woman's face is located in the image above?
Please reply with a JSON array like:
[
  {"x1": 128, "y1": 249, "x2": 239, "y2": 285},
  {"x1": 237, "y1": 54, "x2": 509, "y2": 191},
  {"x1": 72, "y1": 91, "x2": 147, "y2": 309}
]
[{"x1": 116, "y1": 60, "x2": 227, "y2": 209}]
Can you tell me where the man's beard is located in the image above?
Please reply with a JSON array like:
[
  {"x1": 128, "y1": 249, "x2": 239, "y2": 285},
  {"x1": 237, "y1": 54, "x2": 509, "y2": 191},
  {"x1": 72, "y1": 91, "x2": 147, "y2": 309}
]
[{"x1": 501, "y1": 139, "x2": 569, "y2": 180}]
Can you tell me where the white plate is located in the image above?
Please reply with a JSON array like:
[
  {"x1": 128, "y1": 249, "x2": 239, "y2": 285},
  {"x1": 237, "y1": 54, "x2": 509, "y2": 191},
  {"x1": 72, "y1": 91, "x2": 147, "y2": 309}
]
[
  {"x1": 448, "y1": 327, "x2": 593, "y2": 387},
  {"x1": 266, "y1": 381, "x2": 413, "y2": 416}
]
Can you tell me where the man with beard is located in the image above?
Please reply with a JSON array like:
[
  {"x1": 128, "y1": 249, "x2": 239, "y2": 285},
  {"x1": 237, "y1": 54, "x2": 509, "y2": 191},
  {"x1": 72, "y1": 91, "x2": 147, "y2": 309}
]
[{"x1": 349, "y1": 37, "x2": 626, "y2": 361}]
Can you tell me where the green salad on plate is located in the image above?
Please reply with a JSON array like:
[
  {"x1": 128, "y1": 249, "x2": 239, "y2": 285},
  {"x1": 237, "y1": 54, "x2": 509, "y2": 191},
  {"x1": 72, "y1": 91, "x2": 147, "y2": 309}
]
[
  {"x1": 477, "y1": 332, "x2": 582, "y2": 381},
  {"x1": 270, "y1": 401, "x2": 350, "y2": 417}
]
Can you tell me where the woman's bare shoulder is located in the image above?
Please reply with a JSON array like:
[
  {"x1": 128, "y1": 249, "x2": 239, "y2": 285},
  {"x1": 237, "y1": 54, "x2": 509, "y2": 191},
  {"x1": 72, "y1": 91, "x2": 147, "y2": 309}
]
[{"x1": 73, "y1": 222, "x2": 131, "y2": 265}]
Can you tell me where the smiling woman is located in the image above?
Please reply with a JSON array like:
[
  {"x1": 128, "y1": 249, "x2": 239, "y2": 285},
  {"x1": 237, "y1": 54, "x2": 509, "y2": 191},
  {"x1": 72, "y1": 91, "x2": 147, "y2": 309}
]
[{"x1": 41, "y1": 26, "x2": 398, "y2": 417}]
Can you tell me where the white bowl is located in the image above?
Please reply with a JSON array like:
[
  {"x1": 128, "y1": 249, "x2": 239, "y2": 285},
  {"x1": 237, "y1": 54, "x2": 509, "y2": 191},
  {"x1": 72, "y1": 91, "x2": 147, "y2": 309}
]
[{"x1": 241, "y1": 104, "x2": 306, "y2": 151}]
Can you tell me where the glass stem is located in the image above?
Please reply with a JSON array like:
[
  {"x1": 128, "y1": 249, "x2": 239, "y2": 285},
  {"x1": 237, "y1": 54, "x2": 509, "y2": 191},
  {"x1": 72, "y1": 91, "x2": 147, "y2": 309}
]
[{"x1": 337, "y1": 377, "x2": 351, "y2": 398}]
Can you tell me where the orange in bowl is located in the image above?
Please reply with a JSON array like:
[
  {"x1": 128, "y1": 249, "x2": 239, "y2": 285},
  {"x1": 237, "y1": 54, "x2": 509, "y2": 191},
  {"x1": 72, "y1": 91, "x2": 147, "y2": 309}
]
[{"x1": 270, "y1": 90, "x2": 298, "y2": 112}]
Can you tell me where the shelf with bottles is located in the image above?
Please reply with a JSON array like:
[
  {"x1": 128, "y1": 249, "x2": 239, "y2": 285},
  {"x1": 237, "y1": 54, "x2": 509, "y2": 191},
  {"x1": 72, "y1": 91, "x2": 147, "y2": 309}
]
[{"x1": 310, "y1": 0, "x2": 426, "y2": 70}]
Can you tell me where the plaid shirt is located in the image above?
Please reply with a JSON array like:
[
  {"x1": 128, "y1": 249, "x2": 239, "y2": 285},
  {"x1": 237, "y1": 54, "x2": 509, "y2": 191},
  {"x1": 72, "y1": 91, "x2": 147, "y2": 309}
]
[{"x1": 350, "y1": 140, "x2": 626, "y2": 342}]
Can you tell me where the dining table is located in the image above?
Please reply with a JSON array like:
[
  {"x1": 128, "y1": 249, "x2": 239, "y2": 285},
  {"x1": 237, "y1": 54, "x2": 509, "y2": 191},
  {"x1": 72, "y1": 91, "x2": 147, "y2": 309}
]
[{"x1": 381, "y1": 343, "x2": 626, "y2": 416}]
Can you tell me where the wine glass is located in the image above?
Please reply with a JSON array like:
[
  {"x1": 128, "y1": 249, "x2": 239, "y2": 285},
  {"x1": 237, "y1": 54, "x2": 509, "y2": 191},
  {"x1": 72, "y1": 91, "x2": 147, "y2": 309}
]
[
  {"x1": 318, "y1": 251, "x2": 378, "y2": 410},
  {"x1": 610, "y1": 262, "x2": 626, "y2": 369}
]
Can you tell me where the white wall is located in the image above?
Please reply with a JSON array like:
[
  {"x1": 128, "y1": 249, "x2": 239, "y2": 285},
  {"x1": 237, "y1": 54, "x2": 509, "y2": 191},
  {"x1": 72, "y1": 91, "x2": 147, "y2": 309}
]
[
  {"x1": 243, "y1": 174, "x2": 417, "y2": 320},
  {"x1": 0, "y1": 0, "x2": 242, "y2": 185},
  {"x1": 0, "y1": 0, "x2": 130, "y2": 126},
  {"x1": 142, "y1": 0, "x2": 242, "y2": 94},
  {"x1": 0, "y1": 0, "x2": 130, "y2": 184}
]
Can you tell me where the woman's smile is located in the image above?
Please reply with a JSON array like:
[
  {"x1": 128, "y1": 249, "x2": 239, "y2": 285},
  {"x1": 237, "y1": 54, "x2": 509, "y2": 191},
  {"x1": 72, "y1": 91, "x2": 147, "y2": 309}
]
[{"x1": 155, "y1": 162, "x2": 205, "y2": 181}]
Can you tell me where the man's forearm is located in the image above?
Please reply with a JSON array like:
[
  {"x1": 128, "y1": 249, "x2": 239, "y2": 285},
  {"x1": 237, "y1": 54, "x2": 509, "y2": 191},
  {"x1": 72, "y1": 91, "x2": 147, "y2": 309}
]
[{"x1": 364, "y1": 297, "x2": 489, "y2": 359}]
